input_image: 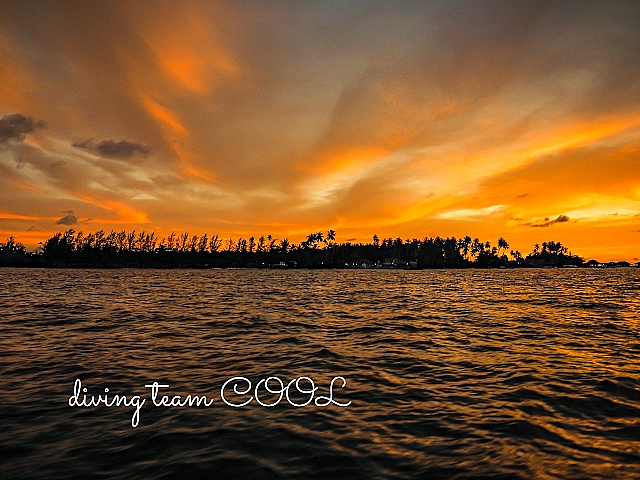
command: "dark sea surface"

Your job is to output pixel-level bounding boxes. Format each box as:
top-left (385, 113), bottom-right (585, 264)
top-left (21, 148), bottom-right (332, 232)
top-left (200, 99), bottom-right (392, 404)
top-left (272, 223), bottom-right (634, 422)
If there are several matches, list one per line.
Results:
top-left (1, 268), bottom-right (639, 479)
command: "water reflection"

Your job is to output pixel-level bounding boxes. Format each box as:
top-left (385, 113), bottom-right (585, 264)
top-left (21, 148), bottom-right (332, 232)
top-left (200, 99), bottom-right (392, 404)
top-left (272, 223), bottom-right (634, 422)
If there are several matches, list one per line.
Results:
top-left (1, 269), bottom-right (639, 479)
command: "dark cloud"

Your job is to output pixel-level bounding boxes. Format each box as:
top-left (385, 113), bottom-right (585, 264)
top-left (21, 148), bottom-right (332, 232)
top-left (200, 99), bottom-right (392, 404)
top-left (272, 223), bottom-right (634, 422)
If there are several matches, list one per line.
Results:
top-left (0, 114), bottom-right (45, 143)
top-left (56, 212), bottom-right (78, 225)
top-left (530, 215), bottom-right (570, 227)
top-left (71, 139), bottom-right (91, 149)
top-left (96, 140), bottom-right (150, 158)
top-left (50, 160), bottom-right (66, 168)
top-left (73, 139), bottom-right (150, 159)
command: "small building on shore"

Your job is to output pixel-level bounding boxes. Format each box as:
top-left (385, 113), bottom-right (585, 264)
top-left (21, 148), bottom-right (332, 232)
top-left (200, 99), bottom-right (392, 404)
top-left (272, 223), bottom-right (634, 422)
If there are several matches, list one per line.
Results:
top-left (382, 258), bottom-right (408, 268)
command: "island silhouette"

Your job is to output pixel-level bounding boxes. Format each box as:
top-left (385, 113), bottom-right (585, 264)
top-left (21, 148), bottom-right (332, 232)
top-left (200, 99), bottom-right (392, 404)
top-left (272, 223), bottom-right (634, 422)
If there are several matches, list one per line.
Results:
top-left (0, 229), bottom-right (611, 269)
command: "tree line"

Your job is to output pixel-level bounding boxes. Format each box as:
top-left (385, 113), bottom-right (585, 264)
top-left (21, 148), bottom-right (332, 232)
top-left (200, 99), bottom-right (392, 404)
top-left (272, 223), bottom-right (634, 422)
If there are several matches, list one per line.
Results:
top-left (0, 229), bottom-right (584, 268)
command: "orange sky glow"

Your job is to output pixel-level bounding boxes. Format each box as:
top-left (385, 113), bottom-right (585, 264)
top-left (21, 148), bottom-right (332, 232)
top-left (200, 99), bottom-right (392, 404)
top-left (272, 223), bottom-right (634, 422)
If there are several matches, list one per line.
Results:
top-left (1, 1), bottom-right (639, 261)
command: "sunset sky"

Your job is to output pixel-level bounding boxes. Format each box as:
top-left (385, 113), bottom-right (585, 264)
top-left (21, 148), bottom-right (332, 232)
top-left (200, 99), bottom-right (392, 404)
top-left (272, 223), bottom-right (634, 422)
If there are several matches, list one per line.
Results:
top-left (1, 1), bottom-right (639, 261)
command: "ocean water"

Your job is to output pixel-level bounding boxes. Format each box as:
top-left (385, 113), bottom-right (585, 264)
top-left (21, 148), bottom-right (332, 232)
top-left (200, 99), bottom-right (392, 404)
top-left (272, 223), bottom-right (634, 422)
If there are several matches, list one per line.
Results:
top-left (1, 268), bottom-right (639, 479)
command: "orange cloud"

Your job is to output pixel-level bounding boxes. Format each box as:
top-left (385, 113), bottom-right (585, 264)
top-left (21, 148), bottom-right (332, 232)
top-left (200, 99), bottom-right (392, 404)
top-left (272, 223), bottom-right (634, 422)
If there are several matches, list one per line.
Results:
top-left (141, 96), bottom-right (187, 135)
top-left (513, 116), bottom-right (640, 165)
top-left (0, 213), bottom-right (40, 220)
top-left (134, 7), bottom-right (240, 94)
top-left (300, 147), bottom-right (389, 176)
top-left (76, 195), bottom-right (150, 225)
top-left (157, 49), bottom-right (239, 93)
top-left (170, 142), bottom-right (218, 183)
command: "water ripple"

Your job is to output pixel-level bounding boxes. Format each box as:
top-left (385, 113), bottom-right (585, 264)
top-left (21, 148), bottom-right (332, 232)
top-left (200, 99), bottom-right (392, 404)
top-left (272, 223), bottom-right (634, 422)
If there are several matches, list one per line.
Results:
top-left (1, 268), bottom-right (639, 479)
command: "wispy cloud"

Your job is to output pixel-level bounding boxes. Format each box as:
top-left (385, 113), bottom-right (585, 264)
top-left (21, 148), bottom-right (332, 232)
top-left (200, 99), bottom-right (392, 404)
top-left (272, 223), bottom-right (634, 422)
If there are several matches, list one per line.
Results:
top-left (529, 215), bottom-right (570, 228)
top-left (439, 205), bottom-right (505, 220)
